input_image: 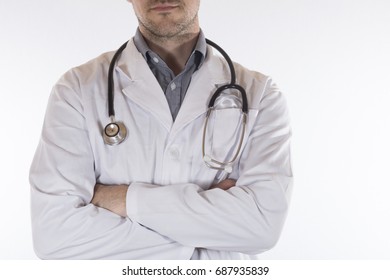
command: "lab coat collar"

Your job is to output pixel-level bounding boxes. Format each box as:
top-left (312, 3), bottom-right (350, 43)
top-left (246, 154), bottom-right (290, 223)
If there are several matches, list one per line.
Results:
top-left (117, 40), bottom-right (228, 135)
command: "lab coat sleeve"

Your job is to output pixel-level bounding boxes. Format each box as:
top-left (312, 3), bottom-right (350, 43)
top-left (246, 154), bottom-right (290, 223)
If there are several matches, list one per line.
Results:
top-left (29, 76), bottom-right (192, 259)
top-left (126, 80), bottom-right (293, 255)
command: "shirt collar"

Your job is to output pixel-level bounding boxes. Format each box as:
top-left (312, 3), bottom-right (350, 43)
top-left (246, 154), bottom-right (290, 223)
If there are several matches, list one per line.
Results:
top-left (133, 28), bottom-right (207, 69)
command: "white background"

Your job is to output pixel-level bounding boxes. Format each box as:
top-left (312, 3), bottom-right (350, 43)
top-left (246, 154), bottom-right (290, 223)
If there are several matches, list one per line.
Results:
top-left (1, 0), bottom-right (389, 259)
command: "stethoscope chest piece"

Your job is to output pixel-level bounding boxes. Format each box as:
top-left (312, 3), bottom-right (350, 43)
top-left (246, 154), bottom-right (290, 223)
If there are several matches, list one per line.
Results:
top-left (103, 121), bottom-right (127, 145)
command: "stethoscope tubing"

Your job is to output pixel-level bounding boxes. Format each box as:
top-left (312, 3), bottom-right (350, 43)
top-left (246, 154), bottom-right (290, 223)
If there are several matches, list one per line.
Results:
top-left (104, 37), bottom-right (250, 170)
top-left (107, 41), bottom-right (128, 118)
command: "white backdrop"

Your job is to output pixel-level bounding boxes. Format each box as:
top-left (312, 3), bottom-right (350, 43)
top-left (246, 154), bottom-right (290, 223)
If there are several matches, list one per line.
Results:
top-left (1, 0), bottom-right (389, 259)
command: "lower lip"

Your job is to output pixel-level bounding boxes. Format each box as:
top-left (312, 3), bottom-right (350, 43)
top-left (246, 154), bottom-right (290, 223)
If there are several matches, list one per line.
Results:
top-left (152, 6), bottom-right (178, 12)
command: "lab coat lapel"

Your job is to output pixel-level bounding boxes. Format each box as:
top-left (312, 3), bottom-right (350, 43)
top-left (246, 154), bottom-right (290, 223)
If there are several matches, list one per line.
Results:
top-left (118, 41), bottom-right (173, 131)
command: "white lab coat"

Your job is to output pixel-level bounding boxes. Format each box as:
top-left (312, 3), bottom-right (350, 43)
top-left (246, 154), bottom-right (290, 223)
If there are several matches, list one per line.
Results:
top-left (30, 39), bottom-right (293, 260)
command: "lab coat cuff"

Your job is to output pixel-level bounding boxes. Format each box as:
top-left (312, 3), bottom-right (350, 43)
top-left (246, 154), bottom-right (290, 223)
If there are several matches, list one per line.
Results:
top-left (126, 182), bottom-right (155, 220)
top-left (126, 182), bottom-right (138, 219)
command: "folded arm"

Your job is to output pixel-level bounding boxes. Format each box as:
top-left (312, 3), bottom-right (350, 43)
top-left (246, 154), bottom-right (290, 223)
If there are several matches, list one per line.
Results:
top-left (91, 179), bottom-right (237, 217)
top-left (92, 81), bottom-right (293, 255)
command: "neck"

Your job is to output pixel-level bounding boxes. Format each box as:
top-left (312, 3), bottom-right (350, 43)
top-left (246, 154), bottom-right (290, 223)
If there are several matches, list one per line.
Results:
top-left (140, 27), bottom-right (200, 75)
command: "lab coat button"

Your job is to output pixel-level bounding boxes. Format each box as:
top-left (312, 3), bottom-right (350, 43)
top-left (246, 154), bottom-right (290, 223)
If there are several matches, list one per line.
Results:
top-left (169, 146), bottom-right (180, 160)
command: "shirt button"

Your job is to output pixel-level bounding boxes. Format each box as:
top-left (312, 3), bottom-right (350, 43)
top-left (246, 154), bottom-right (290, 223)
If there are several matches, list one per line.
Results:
top-left (153, 57), bottom-right (159, 63)
top-left (170, 82), bottom-right (177, 91)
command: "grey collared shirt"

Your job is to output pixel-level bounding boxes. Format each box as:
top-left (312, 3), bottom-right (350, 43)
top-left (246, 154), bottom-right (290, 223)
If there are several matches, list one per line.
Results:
top-left (133, 29), bottom-right (207, 120)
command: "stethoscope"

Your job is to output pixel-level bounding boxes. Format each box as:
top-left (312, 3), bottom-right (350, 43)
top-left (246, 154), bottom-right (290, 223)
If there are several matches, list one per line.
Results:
top-left (103, 39), bottom-right (248, 173)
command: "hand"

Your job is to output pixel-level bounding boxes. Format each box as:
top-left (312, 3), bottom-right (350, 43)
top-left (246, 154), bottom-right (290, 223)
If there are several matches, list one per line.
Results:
top-left (210, 179), bottom-right (236, 190)
top-left (91, 184), bottom-right (128, 217)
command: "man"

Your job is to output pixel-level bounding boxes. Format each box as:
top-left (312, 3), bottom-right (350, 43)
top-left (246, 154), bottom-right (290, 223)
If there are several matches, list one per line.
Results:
top-left (30, 0), bottom-right (293, 259)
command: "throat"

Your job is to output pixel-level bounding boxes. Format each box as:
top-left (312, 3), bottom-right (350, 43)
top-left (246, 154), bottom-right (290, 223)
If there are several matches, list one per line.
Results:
top-left (143, 32), bottom-right (200, 76)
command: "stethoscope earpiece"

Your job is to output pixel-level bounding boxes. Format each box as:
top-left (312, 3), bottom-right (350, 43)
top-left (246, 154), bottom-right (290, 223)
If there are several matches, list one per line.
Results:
top-left (103, 120), bottom-right (127, 146)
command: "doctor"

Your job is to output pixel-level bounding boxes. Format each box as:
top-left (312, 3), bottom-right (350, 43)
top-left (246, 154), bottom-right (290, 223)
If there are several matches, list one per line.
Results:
top-left (30, 0), bottom-right (293, 259)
